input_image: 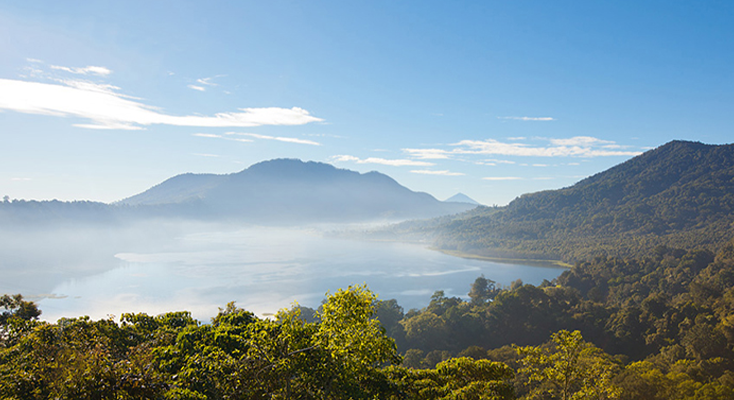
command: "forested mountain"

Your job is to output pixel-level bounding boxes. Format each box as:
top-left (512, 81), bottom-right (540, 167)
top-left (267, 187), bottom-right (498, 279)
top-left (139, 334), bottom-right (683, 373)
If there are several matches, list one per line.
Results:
top-left (382, 141), bottom-right (734, 262)
top-left (0, 159), bottom-right (475, 225)
top-left (119, 158), bottom-right (476, 223)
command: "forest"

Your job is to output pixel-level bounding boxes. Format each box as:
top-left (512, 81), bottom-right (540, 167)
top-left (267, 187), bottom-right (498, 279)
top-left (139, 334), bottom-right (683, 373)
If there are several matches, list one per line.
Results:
top-left (3, 238), bottom-right (734, 399)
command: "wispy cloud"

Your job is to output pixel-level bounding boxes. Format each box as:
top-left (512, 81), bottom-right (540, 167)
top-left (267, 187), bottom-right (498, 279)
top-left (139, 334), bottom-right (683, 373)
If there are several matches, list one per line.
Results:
top-left (225, 132), bottom-right (321, 146)
top-left (0, 78), bottom-right (324, 130)
top-left (485, 158), bottom-right (516, 165)
top-left (549, 136), bottom-right (612, 146)
top-left (196, 75), bottom-right (225, 86)
top-left (410, 170), bottom-right (464, 176)
top-left (400, 137), bottom-right (639, 165)
top-left (192, 133), bottom-right (222, 138)
top-left (50, 65), bottom-right (112, 76)
top-left (482, 177), bottom-right (523, 181)
top-left (452, 137), bottom-right (641, 157)
top-left (402, 148), bottom-right (450, 159)
top-left (193, 153), bottom-right (220, 157)
top-left (10, 177), bottom-right (32, 181)
top-left (188, 75), bottom-right (226, 91)
top-left (498, 116), bottom-right (555, 121)
top-left (331, 155), bottom-right (435, 167)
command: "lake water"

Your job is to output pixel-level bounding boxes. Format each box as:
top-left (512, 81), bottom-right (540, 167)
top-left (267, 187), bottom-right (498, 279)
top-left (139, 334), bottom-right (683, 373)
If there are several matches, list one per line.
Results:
top-left (36, 226), bottom-right (567, 322)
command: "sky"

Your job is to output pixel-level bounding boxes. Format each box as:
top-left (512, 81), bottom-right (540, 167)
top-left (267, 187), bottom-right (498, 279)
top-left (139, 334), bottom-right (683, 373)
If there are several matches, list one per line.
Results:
top-left (1, 1), bottom-right (733, 206)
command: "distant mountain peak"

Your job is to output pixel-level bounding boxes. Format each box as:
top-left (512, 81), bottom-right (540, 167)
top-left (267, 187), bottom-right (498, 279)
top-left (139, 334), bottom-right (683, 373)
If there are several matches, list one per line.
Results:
top-left (117, 159), bottom-right (476, 222)
top-left (445, 193), bottom-right (481, 205)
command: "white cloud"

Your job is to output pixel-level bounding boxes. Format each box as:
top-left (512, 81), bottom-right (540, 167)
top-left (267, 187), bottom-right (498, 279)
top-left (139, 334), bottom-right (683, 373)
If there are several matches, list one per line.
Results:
top-left (452, 138), bottom-right (641, 157)
top-left (507, 136), bottom-right (527, 141)
top-left (485, 158), bottom-right (516, 164)
top-left (332, 155), bottom-right (360, 163)
top-left (26, 58), bottom-right (43, 63)
top-left (225, 132), bottom-right (321, 146)
top-left (192, 133), bottom-right (222, 138)
top-left (532, 164), bottom-right (549, 167)
top-left (482, 177), bottom-right (523, 181)
top-left (188, 85), bottom-right (206, 92)
top-left (0, 78), bottom-right (324, 130)
top-left (10, 177), bottom-right (32, 181)
top-left (50, 65), bottom-right (112, 76)
top-left (196, 75), bottom-right (225, 86)
top-left (331, 155), bottom-right (434, 167)
top-left (499, 116), bottom-right (555, 121)
top-left (402, 148), bottom-right (450, 159)
top-left (549, 136), bottom-right (613, 146)
top-left (410, 170), bottom-right (464, 176)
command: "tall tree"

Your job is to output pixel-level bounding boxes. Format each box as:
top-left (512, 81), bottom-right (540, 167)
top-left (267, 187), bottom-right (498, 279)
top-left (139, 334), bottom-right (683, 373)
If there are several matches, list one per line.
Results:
top-left (517, 330), bottom-right (621, 400)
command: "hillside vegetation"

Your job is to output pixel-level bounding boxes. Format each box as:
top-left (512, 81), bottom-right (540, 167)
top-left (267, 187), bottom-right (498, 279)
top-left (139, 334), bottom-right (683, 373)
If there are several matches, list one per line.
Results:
top-left (382, 141), bottom-right (734, 262)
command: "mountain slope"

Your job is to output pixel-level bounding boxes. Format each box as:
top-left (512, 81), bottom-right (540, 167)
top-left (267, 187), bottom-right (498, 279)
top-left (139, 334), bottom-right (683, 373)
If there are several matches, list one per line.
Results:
top-left (119, 159), bottom-right (476, 223)
top-left (388, 141), bottom-right (734, 262)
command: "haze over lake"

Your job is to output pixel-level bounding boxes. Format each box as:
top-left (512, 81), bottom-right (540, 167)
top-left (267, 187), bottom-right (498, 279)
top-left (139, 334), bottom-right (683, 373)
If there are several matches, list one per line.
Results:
top-left (16, 224), bottom-right (567, 322)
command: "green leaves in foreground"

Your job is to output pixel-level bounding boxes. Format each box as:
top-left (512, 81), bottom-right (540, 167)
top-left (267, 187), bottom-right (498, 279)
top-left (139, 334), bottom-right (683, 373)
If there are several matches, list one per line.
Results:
top-left (517, 330), bottom-right (621, 400)
top-left (0, 285), bottom-right (516, 399)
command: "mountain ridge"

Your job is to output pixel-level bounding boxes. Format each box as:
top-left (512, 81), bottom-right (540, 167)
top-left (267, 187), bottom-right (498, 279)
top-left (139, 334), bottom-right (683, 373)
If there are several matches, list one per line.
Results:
top-left (117, 158), bottom-right (476, 223)
top-left (381, 140), bottom-right (734, 262)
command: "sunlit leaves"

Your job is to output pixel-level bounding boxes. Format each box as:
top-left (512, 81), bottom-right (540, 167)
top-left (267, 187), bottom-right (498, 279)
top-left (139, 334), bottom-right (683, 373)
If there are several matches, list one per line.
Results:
top-left (517, 330), bottom-right (621, 400)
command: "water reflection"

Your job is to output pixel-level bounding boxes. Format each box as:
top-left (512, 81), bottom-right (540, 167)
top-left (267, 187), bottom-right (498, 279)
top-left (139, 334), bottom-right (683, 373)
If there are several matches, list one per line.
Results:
top-left (36, 226), bottom-right (567, 322)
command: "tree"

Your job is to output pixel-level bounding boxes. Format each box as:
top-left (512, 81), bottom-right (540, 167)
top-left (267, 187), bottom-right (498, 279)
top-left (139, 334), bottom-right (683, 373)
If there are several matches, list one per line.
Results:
top-left (517, 330), bottom-right (621, 400)
top-left (0, 294), bottom-right (41, 347)
top-left (468, 275), bottom-right (499, 305)
top-left (382, 357), bottom-right (515, 399)
top-left (0, 294), bottom-right (41, 323)
top-left (316, 284), bottom-right (400, 373)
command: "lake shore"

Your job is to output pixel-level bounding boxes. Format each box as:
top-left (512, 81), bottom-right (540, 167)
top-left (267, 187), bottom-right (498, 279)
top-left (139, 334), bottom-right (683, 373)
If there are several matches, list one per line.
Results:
top-left (433, 248), bottom-right (573, 269)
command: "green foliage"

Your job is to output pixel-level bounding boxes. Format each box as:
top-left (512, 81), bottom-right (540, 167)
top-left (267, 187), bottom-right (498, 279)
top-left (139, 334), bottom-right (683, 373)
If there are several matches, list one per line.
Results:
top-left (517, 330), bottom-right (621, 400)
top-left (0, 286), bottom-right (422, 399)
top-left (383, 240), bottom-right (734, 399)
top-left (383, 357), bottom-right (515, 399)
top-left (469, 275), bottom-right (500, 305)
top-left (0, 294), bottom-right (42, 348)
top-left (316, 284), bottom-right (401, 370)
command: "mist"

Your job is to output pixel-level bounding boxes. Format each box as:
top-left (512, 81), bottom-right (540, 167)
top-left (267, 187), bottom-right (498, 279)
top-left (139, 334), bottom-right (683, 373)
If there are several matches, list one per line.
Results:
top-left (0, 218), bottom-right (567, 323)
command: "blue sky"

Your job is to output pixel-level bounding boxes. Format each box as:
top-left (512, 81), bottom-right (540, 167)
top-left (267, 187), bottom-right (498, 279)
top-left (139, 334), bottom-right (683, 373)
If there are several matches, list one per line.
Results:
top-left (1, 1), bottom-right (732, 206)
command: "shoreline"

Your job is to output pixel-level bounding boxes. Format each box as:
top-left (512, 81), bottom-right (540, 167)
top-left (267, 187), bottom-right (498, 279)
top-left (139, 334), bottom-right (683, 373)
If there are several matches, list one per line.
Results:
top-left (433, 248), bottom-right (573, 269)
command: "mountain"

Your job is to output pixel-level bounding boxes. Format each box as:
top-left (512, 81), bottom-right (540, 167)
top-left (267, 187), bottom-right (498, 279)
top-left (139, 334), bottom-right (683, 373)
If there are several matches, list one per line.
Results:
top-left (444, 193), bottom-right (481, 205)
top-left (119, 159), bottom-right (476, 223)
top-left (382, 141), bottom-right (734, 262)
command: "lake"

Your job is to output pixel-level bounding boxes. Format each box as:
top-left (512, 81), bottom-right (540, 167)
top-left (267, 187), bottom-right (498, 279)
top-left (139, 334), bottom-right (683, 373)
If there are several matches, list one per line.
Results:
top-left (33, 225), bottom-right (568, 322)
